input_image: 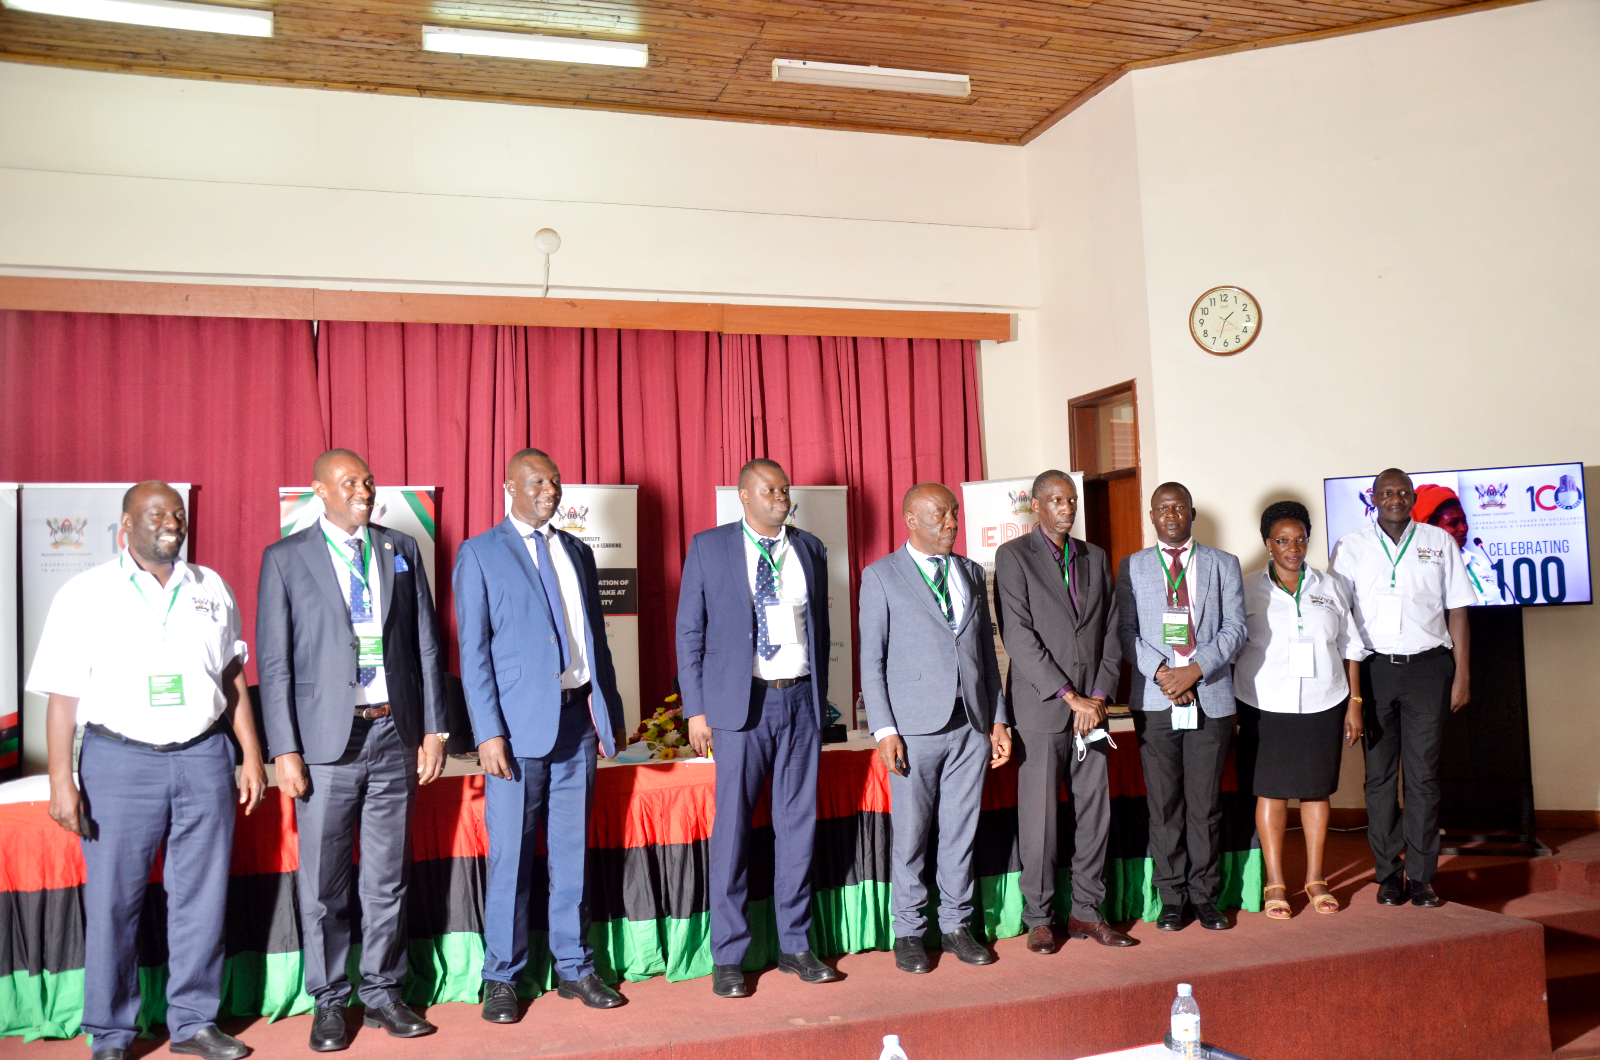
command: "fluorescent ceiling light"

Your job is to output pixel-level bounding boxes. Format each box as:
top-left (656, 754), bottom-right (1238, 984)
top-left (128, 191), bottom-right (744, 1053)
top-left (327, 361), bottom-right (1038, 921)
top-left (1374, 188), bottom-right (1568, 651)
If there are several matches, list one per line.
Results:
top-left (772, 59), bottom-right (969, 98)
top-left (0, 0), bottom-right (270, 35)
top-left (422, 25), bottom-right (647, 67)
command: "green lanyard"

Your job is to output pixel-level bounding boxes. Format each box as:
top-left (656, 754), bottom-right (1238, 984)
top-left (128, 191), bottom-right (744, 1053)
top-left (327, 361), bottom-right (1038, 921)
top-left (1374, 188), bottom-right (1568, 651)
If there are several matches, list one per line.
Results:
top-left (1375, 523), bottom-right (1417, 590)
top-left (1162, 547), bottom-right (1189, 605)
top-left (913, 552), bottom-right (953, 615)
top-left (322, 526), bottom-right (375, 603)
top-left (1270, 564), bottom-right (1307, 635)
top-left (742, 523), bottom-right (786, 591)
top-left (123, 553), bottom-right (181, 632)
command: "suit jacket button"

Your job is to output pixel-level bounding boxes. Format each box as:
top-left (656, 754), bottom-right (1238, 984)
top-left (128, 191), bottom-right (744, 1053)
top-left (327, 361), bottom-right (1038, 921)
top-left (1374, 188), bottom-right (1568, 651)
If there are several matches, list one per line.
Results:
top-left (550, 636), bottom-right (557, 643)
top-left (350, 641), bottom-right (358, 649)
top-left (348, 680), bottom-right (358, 687)
top-left (554, 672), bottom-right (560, 679)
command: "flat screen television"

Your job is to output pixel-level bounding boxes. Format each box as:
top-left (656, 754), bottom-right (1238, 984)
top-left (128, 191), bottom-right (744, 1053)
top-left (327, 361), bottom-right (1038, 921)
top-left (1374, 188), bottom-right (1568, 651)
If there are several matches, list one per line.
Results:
top-left (1323, 463), bottom-right (1589, 606)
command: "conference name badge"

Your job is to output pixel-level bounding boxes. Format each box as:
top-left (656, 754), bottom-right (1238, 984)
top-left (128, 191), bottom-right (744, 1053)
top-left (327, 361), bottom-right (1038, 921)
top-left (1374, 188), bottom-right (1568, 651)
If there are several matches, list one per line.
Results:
top-left (1288, 638), bottom-right (1316, 678)
top-left (1372, 592), bottom-right (1403, 638)
top-left (1161, 610), bottom-right (1191, 646)
top-left (358, 635), bottom-right (384, 668)
top-left (764, 601), bottom-right (804, 646)
top-left (148, 674), bottom-right (185, 708)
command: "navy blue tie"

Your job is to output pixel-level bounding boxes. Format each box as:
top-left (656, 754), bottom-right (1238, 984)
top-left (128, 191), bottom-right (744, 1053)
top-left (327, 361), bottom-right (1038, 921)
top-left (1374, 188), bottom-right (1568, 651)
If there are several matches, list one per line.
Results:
top-left (754, 536), bottom-right (781, 661)
top-left (530, 531), bottom-right (571, 675)
top-left (347, 538), bottom-right (376, 687)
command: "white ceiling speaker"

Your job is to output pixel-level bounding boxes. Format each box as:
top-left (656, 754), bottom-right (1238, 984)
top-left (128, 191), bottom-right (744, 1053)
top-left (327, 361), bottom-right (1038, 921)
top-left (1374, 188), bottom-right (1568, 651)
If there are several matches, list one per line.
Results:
top-left (535, 228), bottom-right (561, 298)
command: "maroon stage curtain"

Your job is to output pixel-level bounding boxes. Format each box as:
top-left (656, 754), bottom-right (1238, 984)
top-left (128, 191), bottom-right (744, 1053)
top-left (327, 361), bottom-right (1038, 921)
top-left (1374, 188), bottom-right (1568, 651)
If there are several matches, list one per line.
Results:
top-left (0, 311), bottom-right (328, 683)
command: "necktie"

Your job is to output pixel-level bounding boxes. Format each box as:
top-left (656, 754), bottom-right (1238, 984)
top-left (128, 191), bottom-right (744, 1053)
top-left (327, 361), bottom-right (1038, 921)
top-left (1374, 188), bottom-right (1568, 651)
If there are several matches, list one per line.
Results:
top-left (530, 531), bottom-right (571, 675)
top-left (754, 536), bottom-right (781, 661)
top-left (347, 538), bottom-right (376, 687)
top-left (1162, 545), bottom-right (1195, 650)
top-left (930, 556), bottom-right (955, 628)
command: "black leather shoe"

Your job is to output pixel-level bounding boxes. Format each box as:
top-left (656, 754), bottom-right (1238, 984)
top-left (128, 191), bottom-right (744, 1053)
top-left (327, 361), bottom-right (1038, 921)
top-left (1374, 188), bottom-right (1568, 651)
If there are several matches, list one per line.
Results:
top-left (170, 1025), bottom-right (251, 1060)
top-left (309, 1006), bottom-right (348, 1052)
top-left (1156, 902), bottom-right (1189, 930)
top-left (1409, 881), bottom-right (1443, 907)
top-left (362, 1002), bottom-right (435, 1038)
top-left (558, 974), bottom-right (625, 1008)
top-left (1194, 903), bottom-right (1231, 930)
top-left (893, 935), bottom-right (930, 974)
top-left (1376, 876), bottom-right (1408, 906)
top-left (778, 950), bottom-right (843, 983)
top-left (481, 980), bottom-right (520, 1023)
top-left (711, 964), bottom-right (748, 998)
top-left (91, 1049), bottom-right (128, 1060)
top-left (940, 927), bottom-right (995, 965)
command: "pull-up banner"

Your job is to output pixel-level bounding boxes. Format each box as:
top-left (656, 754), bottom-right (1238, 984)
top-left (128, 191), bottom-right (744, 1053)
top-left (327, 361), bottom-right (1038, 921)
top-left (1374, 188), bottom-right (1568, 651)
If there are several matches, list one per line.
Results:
top-left (961, 474), bottom-right (1085, 683)
top-left (506, 486), bottom-right (642, 734)
top-left (280, 487), bottom-right (439, 603)
top-left (715, 486), bottom-right (852, 725)
top-left (21, 483), bottom-right (191, 774)
top-left (0, 485), bottom-right (17, 780)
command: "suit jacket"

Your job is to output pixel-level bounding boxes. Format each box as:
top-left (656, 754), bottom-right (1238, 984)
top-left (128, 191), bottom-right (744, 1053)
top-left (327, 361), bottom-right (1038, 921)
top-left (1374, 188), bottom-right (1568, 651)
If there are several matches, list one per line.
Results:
top-left (675, 521), bottom-right (830, 731)
top-left (257, 522), bottom-right (446, 764)
top-left (1115, 542), bottom-right (1247, 718)
top-left (994, 531), bottom-right (1122, 733)
top-left (859, 547), bottom-right (1007, 736)
top-left (453, 518), bottom-right (625, 759)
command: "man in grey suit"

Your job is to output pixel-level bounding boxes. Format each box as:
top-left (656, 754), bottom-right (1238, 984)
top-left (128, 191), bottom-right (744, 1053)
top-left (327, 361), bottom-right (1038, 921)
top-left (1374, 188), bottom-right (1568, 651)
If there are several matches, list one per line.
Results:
top-left (995, 471), bottom-right (1135, 954)
top-left (258, 449), bottom-right (448, 1051)
top-left (861, 482), bottom-right (1010, 975)
top-left (1115, 481), bottom-right (1246, 932)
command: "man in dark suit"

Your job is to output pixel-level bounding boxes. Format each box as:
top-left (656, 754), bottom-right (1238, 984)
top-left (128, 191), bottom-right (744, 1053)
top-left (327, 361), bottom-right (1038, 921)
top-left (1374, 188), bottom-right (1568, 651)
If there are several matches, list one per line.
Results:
top-left (258, 449), bottom-right (447, 1051)
top-left (1115, 481), bottom-right (1246, 932)
top-left (454, 448), bottom-right (626, 1021)
top-left (860, 482), bottom-right (1010, 974)
top-left (995, 471), bottom-right (1135, 953)
top-left (677, 458), bottom-right (840, 999)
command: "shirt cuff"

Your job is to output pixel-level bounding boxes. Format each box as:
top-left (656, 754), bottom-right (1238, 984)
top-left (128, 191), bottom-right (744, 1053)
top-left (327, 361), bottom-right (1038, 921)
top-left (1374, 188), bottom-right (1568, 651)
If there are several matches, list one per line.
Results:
top-left (872, 726), bottom-right (899, 741)
top-left (1054, 679), bottom-right (1074, 700)
top-left (1090, 689), bottom-right (1108, 701)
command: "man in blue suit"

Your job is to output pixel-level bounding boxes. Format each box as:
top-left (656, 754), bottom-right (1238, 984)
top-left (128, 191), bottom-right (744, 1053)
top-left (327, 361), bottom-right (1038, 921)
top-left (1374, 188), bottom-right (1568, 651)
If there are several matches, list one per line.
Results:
top-left (454, 448), bottom-right (627, 1021)
top-left (1115, 481), bottom-right (1247, 932)
top-left (677, 458), bottom-right (841, 998)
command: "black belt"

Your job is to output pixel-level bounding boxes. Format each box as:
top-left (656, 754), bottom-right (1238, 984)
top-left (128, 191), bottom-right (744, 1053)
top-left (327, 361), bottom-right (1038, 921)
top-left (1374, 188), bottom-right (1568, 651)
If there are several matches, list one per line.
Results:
top-left (562, 682), bottom-right (593, 705)
top-left (354, 703), bottom-right (390, 720)
top-left (1373, 645), bottom-right (1450, 666)
top-left (753, 675), bottom-right (811, 691)
top-left (85, 720), bottom-right (221, 753)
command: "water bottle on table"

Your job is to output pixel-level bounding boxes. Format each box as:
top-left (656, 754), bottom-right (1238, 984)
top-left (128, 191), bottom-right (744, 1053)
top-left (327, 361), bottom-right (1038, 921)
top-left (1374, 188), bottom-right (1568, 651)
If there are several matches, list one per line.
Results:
top-left (1170, 983), bottom-right (1200, 1058)
top-left (879, 1034), bottom-right (909, 1060)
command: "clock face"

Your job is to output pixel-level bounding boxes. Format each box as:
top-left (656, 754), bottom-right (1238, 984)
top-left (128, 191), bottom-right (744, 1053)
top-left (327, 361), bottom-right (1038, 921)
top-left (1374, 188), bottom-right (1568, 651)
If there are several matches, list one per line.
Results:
top-left (1189, 286), bottom-right (1260, 355)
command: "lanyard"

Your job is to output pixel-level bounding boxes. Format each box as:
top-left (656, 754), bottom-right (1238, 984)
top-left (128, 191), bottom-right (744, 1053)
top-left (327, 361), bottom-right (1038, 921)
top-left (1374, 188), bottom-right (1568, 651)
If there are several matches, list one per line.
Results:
top-left (322, 526), bottom-right (375, 600)
top-left (1270, 564), bottom-right (1307, 634)
top-left (124, 554), bottom-right (182, 632)
top-left (1058, 534), bottom-right (1073, 589)
top-left (742, 523), bottom-right (786, 588)
top-left (1375, 523), bottom-right (1417, 590)
top-left (1162, 546), bottom-right (1189, 605)
top-left (913, 553), bottom-right (953, 614)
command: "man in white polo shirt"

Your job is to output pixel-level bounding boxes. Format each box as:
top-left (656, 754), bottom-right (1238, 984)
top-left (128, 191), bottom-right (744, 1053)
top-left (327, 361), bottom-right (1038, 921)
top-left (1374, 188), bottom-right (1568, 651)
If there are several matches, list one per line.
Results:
top-left (1332, 468), bottom-right (1475, 909)
top-left (27, 481), bottom-right (268, 1060)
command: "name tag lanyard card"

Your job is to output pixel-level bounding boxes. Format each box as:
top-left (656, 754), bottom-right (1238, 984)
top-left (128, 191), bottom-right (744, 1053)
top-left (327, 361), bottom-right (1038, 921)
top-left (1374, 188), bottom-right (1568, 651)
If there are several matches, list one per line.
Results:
top-left (1161, 556), bottom-right (1198, 729)
top-left (324, 527), bottom-right (384, 668)
top-left (744, 525), bottom-right (802, 645)
top-left (1272, 566), bottom-right (1316, 678)
top-left (126, 554), bottom-right (187, 707)
top-left (1373, 524), bottom-right (1415, 639)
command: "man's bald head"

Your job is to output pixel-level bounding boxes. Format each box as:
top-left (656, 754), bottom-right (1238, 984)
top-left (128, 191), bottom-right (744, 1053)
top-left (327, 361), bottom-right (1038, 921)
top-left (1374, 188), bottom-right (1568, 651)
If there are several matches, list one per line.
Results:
top-left (1373, 467), bottom-right (1413, 492)
top-left (120, 480), bottom-right (187, 569)
top-left (903, 482), bottom-right (959, 556)
top-left (313, 448), bottom-right (368, 485)
top-left (506, 448), bottom-right (562, 529)
top-left (122, 480), bottom-right (183, 515)
top-left (507, 447), bottom-right (555, 479)
top-left (902, 481), bottom-right (956, 516)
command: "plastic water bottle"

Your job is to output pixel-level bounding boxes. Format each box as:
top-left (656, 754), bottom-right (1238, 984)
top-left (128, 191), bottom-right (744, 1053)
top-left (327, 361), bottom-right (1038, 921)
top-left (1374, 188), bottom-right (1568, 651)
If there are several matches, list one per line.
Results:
top-left (879, 1034), bottom-right (909, 1060)
top-left (1170, 983), bottom-right (1200, 1058)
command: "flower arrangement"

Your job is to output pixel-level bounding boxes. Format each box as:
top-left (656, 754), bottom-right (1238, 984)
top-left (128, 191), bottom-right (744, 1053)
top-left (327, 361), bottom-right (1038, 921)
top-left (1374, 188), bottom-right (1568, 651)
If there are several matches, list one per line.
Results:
top-left (629, 693), bottom-right (694, 760)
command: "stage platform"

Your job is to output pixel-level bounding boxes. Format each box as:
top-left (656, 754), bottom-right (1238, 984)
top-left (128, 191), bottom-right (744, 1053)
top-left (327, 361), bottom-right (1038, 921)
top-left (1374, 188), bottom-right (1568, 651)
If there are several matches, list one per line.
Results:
top-left (0, 875), bottom-right (1549, 1060)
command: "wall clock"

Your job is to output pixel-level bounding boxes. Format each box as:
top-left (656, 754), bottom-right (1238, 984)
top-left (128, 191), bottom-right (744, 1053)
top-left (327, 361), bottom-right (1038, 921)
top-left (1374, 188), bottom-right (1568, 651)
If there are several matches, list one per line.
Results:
top-left (1189, 286), bottom-right (1260, 355)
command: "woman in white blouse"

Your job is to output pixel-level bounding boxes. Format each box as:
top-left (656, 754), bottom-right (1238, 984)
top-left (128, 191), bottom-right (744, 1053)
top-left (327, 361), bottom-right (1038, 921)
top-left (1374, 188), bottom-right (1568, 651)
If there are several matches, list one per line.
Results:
top-left (1235, 501), bottom-right (1366, 919)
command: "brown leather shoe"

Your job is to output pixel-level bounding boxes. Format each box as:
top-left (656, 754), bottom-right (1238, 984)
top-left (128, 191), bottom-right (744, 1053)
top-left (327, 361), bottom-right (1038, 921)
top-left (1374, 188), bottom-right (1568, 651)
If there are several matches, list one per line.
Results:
top-left (1025, 925), bottom-right (1057, 954)
top-left (1067, 916), bottom-right (1137, 947)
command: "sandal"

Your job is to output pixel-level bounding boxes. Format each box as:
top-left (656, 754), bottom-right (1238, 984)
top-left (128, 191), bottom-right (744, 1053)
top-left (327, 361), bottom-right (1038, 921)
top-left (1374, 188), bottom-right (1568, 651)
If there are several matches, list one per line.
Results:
top-left (1263, 883), bottom-right (1292, 920)
top-left (1306, 880), bottom-right (1339, 914)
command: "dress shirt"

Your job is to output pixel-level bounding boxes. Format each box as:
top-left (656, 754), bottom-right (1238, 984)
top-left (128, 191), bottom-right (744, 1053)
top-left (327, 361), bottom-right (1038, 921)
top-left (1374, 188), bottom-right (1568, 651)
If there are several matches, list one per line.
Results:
top-left (25, 550), bottom-right (247, 745)
top-left (874, 542), bottom-right (970, 742)
top-left (510, 514), bottom-right (592, 690)
top-left (1158, 538), bottom-right (1196, 663)
top-left (1035, 526), bottom-right (1108, 701)
top-left (1331, 521), bottom-right (1477, 655)
top-left (739, 520), bottom-right (811, 680)
top-left (1234, 565), bottom-right (1367, 714)
top-left (320, 515), bottom-right (388, 705)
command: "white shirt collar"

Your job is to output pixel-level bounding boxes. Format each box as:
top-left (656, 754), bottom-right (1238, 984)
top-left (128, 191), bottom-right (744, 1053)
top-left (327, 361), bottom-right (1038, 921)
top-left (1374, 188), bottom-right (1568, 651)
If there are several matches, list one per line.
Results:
top-left (1158, 537), bottom-right (1194, 556)
top-left (118, 547), bottom-right (192, 589)
top-left (319, 514), bottom-right (369, 548)
top-left (742, 519), bottom-right (788, 546)
top-left (509, 514), bottom-right (556, 540)
top-left (905, 541), bottom-right (953, 567)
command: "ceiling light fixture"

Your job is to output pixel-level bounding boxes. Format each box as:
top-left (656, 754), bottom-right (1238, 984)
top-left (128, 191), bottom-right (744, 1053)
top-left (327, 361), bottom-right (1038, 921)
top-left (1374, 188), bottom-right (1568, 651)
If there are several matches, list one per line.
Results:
top-left (0, 0), bottom-right (271, 35)
top-left (422, 25), bottom-right (647, 67)
top-left (771, 58), bottom-right (969, 98)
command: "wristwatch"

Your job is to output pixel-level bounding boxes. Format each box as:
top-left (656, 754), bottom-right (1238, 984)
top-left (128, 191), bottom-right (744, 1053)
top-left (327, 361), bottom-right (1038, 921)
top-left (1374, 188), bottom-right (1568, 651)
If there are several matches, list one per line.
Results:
top-left (433, 731), bottom-right (450, 742)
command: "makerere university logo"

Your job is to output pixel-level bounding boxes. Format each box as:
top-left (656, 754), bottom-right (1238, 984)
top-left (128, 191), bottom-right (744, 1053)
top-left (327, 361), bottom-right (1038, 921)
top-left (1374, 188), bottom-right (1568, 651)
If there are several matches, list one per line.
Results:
top-left (1474, 483), bottom-right (1510, 511)
top-left (554, 504), bottom-right (589, 534)
top-left (46, 517), bottom-right (88, 549)
top-left (1007, 489), bottom-right (1032, 516)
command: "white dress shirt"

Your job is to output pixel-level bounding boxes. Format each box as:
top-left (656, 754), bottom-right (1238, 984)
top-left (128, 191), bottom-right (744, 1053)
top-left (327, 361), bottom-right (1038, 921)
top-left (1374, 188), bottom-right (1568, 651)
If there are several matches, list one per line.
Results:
top-left (1331, 521), bottom-right (1478, 655)
top-left (1155, 537), bottom-right (1196, 663)
top-left (740, 520), bottom-right (811, 680)
top-left (319, 515), bottom-right (388, 706)
top-left (25, 550), bottom-right (248, 745)
top-left (1235, 565), bottom-right (1367, 714)
top-left (510, 515), bottom-right (592, 689)
top-left (874, 542), bottom-right (969, 741)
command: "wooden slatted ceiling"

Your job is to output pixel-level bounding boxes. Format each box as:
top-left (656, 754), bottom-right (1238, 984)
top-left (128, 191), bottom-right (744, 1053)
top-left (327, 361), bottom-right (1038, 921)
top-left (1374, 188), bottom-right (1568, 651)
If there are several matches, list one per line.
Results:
top-left (0, 0), bottom-right (1511, 143)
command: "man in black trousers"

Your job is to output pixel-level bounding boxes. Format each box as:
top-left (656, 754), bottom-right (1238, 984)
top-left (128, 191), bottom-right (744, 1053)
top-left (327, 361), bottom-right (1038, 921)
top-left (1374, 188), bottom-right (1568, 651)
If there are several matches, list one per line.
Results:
top-left (258, 449), bottom-right (448, 1051)
top-left (995, 471), bottom-right (1135, 952)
